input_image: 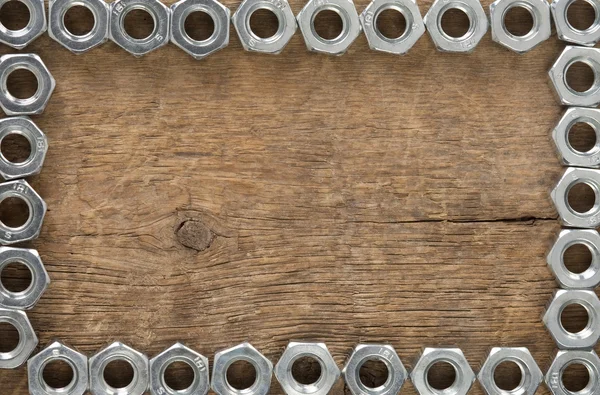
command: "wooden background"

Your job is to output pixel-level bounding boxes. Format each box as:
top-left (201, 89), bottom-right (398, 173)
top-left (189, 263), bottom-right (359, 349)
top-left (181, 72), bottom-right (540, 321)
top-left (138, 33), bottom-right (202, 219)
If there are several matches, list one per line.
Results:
top-left (0, 0), bottom-right (596, 392)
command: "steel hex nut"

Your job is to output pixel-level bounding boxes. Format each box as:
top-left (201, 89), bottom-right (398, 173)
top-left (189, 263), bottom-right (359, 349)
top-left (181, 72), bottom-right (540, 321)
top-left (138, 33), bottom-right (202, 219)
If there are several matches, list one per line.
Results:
top-left (28, 341), bottom-right (88, 395)
top-left (342, 344), bottom-right (407, 395)
top-left (0, 308), bottom-right (38, 369)
top-left (477, 348), bottom-right (542, 395)
top-left (552, 0), bottom-right (600, 47)
top-left (0, 117), bottom-right (48, 180)
top-left (549, 46), bottom-right (600, 108)
top-left (410, 348), bottom-right (475, 395)
top-left (0, 247), bottom-right (49, 310)
top-left (551, 167), bottom-right (600, 228)
top-left (49, 0), bottom-right (110, 54)
top-left (212, 342), bottom-right (273, 395)
top-left (0, 180), bottom-right (47, 245)
top-left (545, 349), bottom-right (600, 395)
top-left (490, 0), bottom-right (551, 53)
top-left (552, 107), bottom-right (600, 168)
top-left (547, 229), bottom-right (600, 289)
top-left (0, 0), bottom-right (46, 49)
top-left (89, 342), bottom-right (149, 395)
top-left (150, 342), bottom-right (210, 395)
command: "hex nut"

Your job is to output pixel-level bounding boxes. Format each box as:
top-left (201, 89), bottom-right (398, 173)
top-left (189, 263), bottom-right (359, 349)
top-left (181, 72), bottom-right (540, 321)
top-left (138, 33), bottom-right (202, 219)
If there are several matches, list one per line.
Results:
top-left (89, 342), bottom-right (149, 395)
top-left (477, 347), bottom-right (542, 395)
top-left (0, 307), bottom-right (38, 369)
top-left (551, 167), bottom-right (600, 228)
top-left (423, 0), bottom-right (488, 53)
top-left (233, 0), bottom-right (296, 54)
top-left (549, 46), bottom-right (600, 108)
top-left (171, 0), bottom-right (230, 59)
top-left (212, 342), bottom-right (273, 395)
top-left (552, 107), bottom-right (600, 168)
top-left (489, 0), bottom-right (551, 53)
top-left (547, 229), bottom-right (600, 289)
top-left (360, 0), bottom-right (425, 55)
top-left (0, 0), bottom-right (46, 49)
top-left (49, 0), bottom-right (110, 54)
top-left (545, 349), bottom-right (600, 395)
top-left (410, 348), bottom-right (475, 395)
top-left (28, 341), bottom-right (88, 395)
top-left (0, 247), bottom-right (49, 310)
top-left (149, 342), bottom-right (210, 395)
top-left (0, 179), bottom-right (47, 246)
top-left (0, 117), bottom-right (48, 180)
top-left (0, 54), bottom-right (56, 116)
top-left (342, 344), bottom-right (407, 395)
top-left (297, 0), bottom-right (361, 55)
top-left (543, 289), bottom-right (600, 349)
top-left (552, 0), bottom-right (600, 47)
top-left (275, 341), bottom-right (340, 395)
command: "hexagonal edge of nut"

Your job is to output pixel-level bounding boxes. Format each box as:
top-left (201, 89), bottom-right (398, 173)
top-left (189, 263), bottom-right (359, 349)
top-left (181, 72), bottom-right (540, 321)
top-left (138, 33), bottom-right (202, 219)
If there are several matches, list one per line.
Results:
top-left (477, 347), bottom-right (542, 395)
top-left (0, 308), bottom-right (38, 368)
top-left (212, 342), bottom-right (273, 395)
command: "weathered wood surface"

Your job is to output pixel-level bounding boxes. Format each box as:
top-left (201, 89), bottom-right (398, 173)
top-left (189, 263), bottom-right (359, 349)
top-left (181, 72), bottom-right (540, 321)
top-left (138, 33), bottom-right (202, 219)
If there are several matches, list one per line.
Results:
top-left (0, 0), bottom-right (595, 392)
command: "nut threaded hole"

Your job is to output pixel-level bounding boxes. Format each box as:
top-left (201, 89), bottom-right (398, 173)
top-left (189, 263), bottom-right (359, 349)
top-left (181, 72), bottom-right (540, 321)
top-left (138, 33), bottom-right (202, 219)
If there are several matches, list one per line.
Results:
top-left (560, 303), bottom-right (590, 334)
top-left (440, 8), bottom-right (470, 38)
top-left (63, 5), bottom-right (95, 37)
top-left (43, 359), bottom-right (75, 390)
top-left (0, 261), bottom-right (32, 293)
top-left (313, 9), bottom-right (344, 40)
top-left (226, 360), bottom-right (257, 390)
top-left (569, 122), bottom-right (597, 153)
top-left (376, 8), bottom-right (407, 40)
top-left (0, 196), bottom-right (30, 229)
top-left (164, 360), bottom-right (195, 391)
top-left (291, 356), bottom-right (322, 385)
top-left (563, 243), bottom-right (593, 274)
top-left (567, 0), bottom-right (597, 31)
top-left (1, 133), bottom-right (31, 164)
top-left (562, 362), bottom-right (591, 392)
top-left (426, 361), bottom-right (457, 390)
top-left (249, 9), bottom-right (279, 39)
top-left (103, 359), bottom-right (135, 389)
top-left (567, 182), bottom-right (597, 214)
top-left (0, 0), bottom-right (30, 31)
top-left (0, 321), bottom-right (19, 353)
top-left (123, 9), bottom-right (155, 40)
top-left (566, 61), bottom-right (596, 93)
top-left (359, 359), bottom-right (389, 389)
top-left (6, 68), bottom-right (38, 100)
top-left (493, 361), bottom-right (523, 391)
top-left (184, 11), bottom-right (215, 41)
top-left (503, 6), bottom-right (534, 37)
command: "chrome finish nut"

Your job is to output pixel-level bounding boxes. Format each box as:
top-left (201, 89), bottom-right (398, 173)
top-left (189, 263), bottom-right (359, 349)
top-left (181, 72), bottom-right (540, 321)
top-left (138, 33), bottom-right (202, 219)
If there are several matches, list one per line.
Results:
top-left (410, 348), bottom-right (475, 395)
top-left (0, 0), bottom-right (46, 49)
top-left (212, 342), bottom-right (273, 395)
top-left (89, 342), bottom-right (149, 395)
top-left (297, 0), bottom-right (361, 55)
top-left (489, 0), bottom-right (550, 53)
top-left (477, 347), bottom-right (542, 395)
top-left (49, 0), bottom-right (110, 54)
top-left (0, 117), bottom-right (47, 180)
top-left (275, 341), bottom-right (340, 395)
top-left (551, 167), bottom-right (600, 228)
top-left (553, 107), bottom-right (600, 168)
top-left (423, 0), bottom-right (488, 53)
top-left (150, 342), bottom-right (209, 395)
top-left (0, 307), bottom-right (37, 369)
top-left (28, 341), bottom-right (88, 395)
top-left (171, 0), bottom-right (230, 59)
top-left (342, 344), bottom-right (407, 395)
top-left (0, 247), bottom-right (49, 310)
top-left (547, 229), bottom-right (600, 289)
top-left (0, 179), bottom-right (47, 245)
top-left (233, 0), bottom-right (296, 54)
top-left (360, 0), bottom-right (425, 55)
top-left (0, 54), bottom-right (56, 116)
top-left (110, 0), bottom-right (171, 56)
top-left (549, 46), bottom-right (600, 107)
top-left (545, 350), bottom-right (600, 395)
top-left (552, 0), bottom-right (600, 46)
top-left (543, 289), bottom-right (600, 349)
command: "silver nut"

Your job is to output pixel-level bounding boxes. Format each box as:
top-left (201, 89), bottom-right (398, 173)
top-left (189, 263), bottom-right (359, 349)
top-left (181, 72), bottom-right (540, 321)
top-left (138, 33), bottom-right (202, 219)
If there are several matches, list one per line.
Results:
top-left (211, 342), bottom-right (273, 395)
top-left (547, 229), bottom-right (600, 289)
top-left (0, 307), bottom-right (37, 369)
top-left (543, 289), bottom-right (600, 349)
top-left (0, 179), bottom-right (47, 245)
top-left (109, 0), bottom-right (171, 56)
top-left (489, 0), bottom-right (551, 53)
top-left (552, 107), bottom-right (600, 168)
top-left (297, 0), bottom-right (361, 55)
top-left (549, 46), bottom-right (600, 108)
top-left (0, 54), bottom-right (56, 116)
top-left (423, 0), bottom-right (488, 53)
top-left (552, 0), bottom-right (600, 46)
top-left (410, 348), bottom-right (475, 395)
top-left (49, 0), bottom-right (110, 54)
top-left (0, 117), bottom-right (48, 180)
top-left (28, 340), bottom-right (88, 395)
top-left (477, 347), bottom-right (542, 395)
top-left (551, 167), bottom-right (600, 228)
top-left (149, 342), bottom-right (210, 395)
top-left (274, 341), bottom-right (340, 395)
top-left (89, 342), bottom-right (149, 395)
top-left (171, 0), bottom-right (230, 59)
top-left (342, 344), bottom-right (407, 395)
top-left (545, 349), bottom-right (600, 395)
top-left (233, 0), bottom-right (296, 54)
top-left (360, 0), bottom-right (425, 54)
top-left (0, 0), bottom-right (46, 49)
top-left (0, 247), bottom-right (49, 310)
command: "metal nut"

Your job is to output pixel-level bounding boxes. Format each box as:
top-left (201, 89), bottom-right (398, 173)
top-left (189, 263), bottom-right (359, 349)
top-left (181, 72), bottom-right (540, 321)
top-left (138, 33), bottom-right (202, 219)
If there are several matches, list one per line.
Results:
top-left (89, 342), bottom-right (149, 395)
top-left (423, 0), bottom-right (488, 53)
top-left (552, 0), bottom-right (600, 46)
top-left (543, 289), bottom-right (600, 349)
top-left (233, 0), bottom-right (296, 54)
top-left (549, 46), bottom-right (600, 108)
top-left (297, 0), bottom-right (361, 55)
top-left (109, 0), bottom-right (171, 56)
top-left (49, 0), bottom-right (110, 54)
top-left (28, 340), bottom-right (88, 395)
top-left (410, 348), bottom-right (475, 395)
top-left (547, 229), bottom-right (600, 289)
top-left (275, 341), bottom-right (340, 395)
top-left (360, 0), bottom-right (425, 55)
top-left (212, 342), bottom-right (273, 395)
top-left (0, 179), bottom-right (47, 245)
top-left (0, 307), bottom-right (37, 369)
top-left (171, 0), bottom-right (230, 59)
top-left (0, 54), bottom-right (56, 116)
top-left (0, 0), bottom-right (46, 49)
top-left (552, 107), bottom-right (600, 168)
top-left (489, 0), bottom-right (551, 53)
top-left (0, 117), bottom-right (48, 180)
top-left (477, 347), bottom-right (542, 395)
top-left (342, 344), bottom-right (407, 395)
top-left (149, 342), bottom-right (210, 395)
top-left (0, 247), bottom-right (49, 310)
top-left (545, 349), bottom-right (600, 395)
top-left (551, 167), bottom-right (600, 228)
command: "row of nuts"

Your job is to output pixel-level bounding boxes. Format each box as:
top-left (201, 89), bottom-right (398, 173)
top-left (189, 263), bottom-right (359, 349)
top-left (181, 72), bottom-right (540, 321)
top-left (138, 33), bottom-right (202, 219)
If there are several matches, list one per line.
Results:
top-left (21, 340), bottom-right (595, 395)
